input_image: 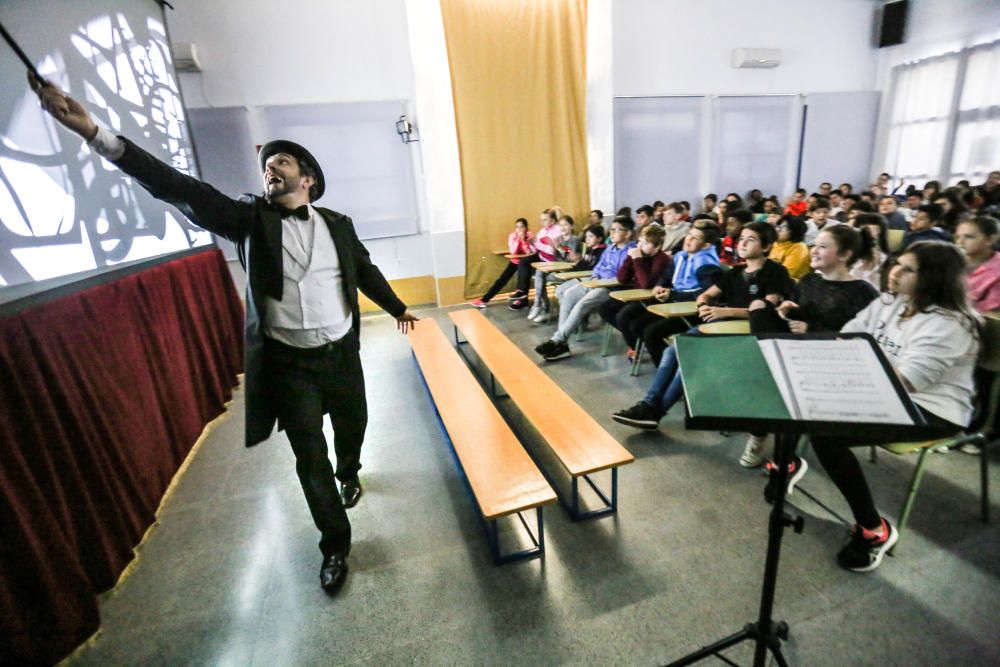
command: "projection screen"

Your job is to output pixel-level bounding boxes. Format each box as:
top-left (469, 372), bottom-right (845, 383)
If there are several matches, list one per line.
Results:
top-left (0, 0), bottom-right (211, 292)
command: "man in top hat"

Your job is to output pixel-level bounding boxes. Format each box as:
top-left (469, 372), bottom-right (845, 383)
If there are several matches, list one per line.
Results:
top-left (31, 74), bottom-right (419, 595)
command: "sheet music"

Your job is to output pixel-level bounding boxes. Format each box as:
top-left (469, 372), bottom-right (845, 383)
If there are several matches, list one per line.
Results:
top-left (757, 338), bottom-right (914, 425)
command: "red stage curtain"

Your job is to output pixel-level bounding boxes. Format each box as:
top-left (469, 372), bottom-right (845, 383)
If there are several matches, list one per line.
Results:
top-left (0, 247), bottom-right (244, 665)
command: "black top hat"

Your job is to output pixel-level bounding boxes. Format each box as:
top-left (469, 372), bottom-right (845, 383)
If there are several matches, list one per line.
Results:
top-left (258, 140), bottom-right (325, 201)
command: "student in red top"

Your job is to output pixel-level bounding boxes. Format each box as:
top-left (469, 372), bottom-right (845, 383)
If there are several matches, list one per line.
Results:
top-left (720, 209), bottom-right (753, 267)
top-left (469, 218), bottom-right (536, 307)
top-left (784, 188), bottom-right (809, 217)
top-left (956, 215), bottom-right (1000, 314)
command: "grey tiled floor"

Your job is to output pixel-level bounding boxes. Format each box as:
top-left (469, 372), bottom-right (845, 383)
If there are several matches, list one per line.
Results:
top-left (72, 305), bottom-right (1000, 666)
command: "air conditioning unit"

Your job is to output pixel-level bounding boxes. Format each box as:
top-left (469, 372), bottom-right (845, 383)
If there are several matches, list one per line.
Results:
top-left (172, 42), bottom-right (202, 73)
top-left (732, 48), bottom-right (782, 69)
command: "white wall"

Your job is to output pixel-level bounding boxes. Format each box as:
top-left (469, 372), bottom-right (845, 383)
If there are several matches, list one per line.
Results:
top-left (166, 0), bottom-right (437, 285)
top-left (614, 0), bottom-right (879, 96)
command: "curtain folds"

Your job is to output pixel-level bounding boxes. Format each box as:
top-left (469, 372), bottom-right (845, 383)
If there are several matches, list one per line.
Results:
top-left (439, 0), bottom-right (590, 297)
top-left (0, 247), bottom-right (244, 665)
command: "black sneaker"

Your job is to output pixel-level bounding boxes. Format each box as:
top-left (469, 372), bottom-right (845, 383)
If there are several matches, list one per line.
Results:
top-left (508, 290), bottom-right (526, 301)
top-left (542, 341), bottom-right (571, 362)
top-left (611, 401), bottom-right (664, 429)
top-left (763, 455), bottom-right (809, 504)
top-left (535, 340), bottom-right (557, 355)
top-left (508, 298), bottom-right (528, 311)
top-left (837, 519), bottom-right (898, 572)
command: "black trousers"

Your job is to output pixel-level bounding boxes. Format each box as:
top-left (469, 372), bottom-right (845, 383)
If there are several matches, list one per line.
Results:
top-left (641, 316), bottom-right (697, 366)
top-left (481, 256), bottom-right (537, 302)
top-left (264, 332), bottom-right (366, 556)
top-left (599, 300), bottom-right (657, 349)
top-left (810, 409), bottom-right (959, 530)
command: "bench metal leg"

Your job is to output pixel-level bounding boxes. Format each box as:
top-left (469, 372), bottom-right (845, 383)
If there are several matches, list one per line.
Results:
top-left (486, 507), bottom-right (545, 564)
top-left (569, 467), bottom-right (619, 521)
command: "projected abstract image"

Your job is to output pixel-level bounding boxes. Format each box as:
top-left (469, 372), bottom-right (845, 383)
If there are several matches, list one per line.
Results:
top-left (0, 4), bottom-right (210, 289)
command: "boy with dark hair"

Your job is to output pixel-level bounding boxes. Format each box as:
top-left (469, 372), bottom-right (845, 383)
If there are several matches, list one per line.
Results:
top-left (721, 208), bottom-right (754, 266)
top-left (900, 204), bottom-right (952, 250)
top-left (804, 196), bottom-right (835, 246)
top-left (635, 205), bottom-right (655, 231)
top-left (784, 188), bottom-right (809, 217)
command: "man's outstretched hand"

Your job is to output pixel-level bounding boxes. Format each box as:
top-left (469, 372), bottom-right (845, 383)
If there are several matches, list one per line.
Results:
top-left (28, 71), bottom-right (98, 140)
top-left (396, 311), bottom-right (419, 334)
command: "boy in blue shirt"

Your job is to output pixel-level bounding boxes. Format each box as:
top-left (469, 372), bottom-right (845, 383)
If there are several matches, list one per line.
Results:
top-left (535, 216), bottom-right (636, 361)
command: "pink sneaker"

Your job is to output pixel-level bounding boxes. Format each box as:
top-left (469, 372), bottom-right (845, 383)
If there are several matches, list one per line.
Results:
top-left (469, 298), bottom-right (487, 309)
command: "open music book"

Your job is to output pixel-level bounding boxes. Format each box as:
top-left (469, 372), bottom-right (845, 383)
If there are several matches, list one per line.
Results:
top-left (676, 334), bottom-right (917, 427)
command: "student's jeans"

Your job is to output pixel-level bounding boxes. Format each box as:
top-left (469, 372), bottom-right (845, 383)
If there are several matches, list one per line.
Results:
top-left (552, 284), bottom-right (611, 343)
top-left (534, 270), bottom-right (551, 310)
top-left (642, 325), bottom-right (701, 412)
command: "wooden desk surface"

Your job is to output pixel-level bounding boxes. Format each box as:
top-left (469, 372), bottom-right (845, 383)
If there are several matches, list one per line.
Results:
top-left (552, 270), bottom-right (592, 281)
top-left (531, 261), bottom-right (575, 272)
top-left (698, 320), bottom-right (751, 335)
top-left (610, 288), bottom-right (653, 303)
top-left (579, 278), bottom-right (620, 289)
top-left (408, 320), bottom-right (557, 519)
top-left (646, 301), bottom-right (699, 318)
top-left (449, 309), bottom-right (634, 476)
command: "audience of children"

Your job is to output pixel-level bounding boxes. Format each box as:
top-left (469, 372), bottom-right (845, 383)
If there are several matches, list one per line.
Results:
top-left (470, 171), bottom-right (998, 573)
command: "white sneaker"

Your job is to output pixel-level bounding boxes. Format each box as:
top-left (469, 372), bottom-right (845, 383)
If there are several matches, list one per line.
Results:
top-left (740, 434), bottom-right (770, 468)
top-left (527, 303), bottom-right (541, 320)
top-left (531, 309), bottom-right (550, 324)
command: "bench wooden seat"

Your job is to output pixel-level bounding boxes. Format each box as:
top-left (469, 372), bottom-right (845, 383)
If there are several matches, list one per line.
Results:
top-left (408, 319), bottom-right (557, 563)
top-left (449, 309), bottom-right (635, 520)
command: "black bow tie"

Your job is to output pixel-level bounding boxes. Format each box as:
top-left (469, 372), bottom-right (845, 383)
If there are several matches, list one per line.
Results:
top-left (274, 204), bottom-right (311, 220)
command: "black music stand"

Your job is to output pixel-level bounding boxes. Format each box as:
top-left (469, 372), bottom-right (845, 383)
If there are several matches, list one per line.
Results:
top-left (664, 333), bottom-right (953, 667)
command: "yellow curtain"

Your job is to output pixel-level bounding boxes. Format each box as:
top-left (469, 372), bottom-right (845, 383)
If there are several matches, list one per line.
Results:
top-left (439, 0), bottom-right (590, 297)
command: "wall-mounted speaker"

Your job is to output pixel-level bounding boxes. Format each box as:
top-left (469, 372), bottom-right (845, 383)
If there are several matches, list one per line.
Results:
top-left (877, 0), bottom-right (909, 48)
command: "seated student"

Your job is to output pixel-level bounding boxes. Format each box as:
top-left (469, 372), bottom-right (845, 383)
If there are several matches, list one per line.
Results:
top-left (803, 197), bottom-right (837, 246)
top-left (599, 224), bottom-right (672, 354)
top-left (720, 209), bottom-right (754, 267)
top-left (634, 204), bottom-right (655, 234)
top-left (922, 180), bottom-right (941, 204)
top-left (956, 215), bottom-right (1000, 313)
top-left (902, 190), bottom-right (922, 221)
top-left (678, 201), bottom-right (692, 221)
top-left (470, 218), bottom-right (536, 308)
top-left (934, 190), bottom-right (968, 234)
top-left (784, 188), bottom-right (809, 217)
top-left (521, 208), bottom-right (561, 315)
top-left (653, 201), bottom-right (666, 223)
top-left (566, 223), bottom-right (608, 273)
top-left (637, 221), bottom-right (724, 366)
top-left (751, 226), bottom-right (879, 336)
top-left (610, 222), bottom-right (792, 432)
top-left (588, 209), bottom-right (604, 226)
top-left (701, 193), bottom-right (718, 216)
top-left (747, 188), bottom-right (766, 213)
top-left (785, 243), bottom-right (980, 572)
top-left (900, 203), bottom-right (952, 250)
top-left (748, 225), bottom-right (880, 486)
top-left (878, 195), bottom-right (909, 231)
top-left (768, 216), bottom-right (811, 280)
top-left (660, 202), bottom-right (691, 253)
top-left (529, 215), bottom-right (583, 324)
top-left (534, 217), bottom-right (636, 361)
top-left (849, 212), bottom-right (890, 289)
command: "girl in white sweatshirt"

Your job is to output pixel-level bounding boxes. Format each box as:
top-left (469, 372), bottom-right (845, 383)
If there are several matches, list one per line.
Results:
top-left (800, 241), bottom-right (981, 572)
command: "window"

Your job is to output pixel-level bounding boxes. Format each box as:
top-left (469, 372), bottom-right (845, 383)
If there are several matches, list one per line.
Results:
top-left (882, 39), bottom-right (1000, 187)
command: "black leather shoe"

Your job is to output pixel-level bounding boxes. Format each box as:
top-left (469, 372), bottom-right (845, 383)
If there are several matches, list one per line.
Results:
top-left (320, 552), bottom-right (348, 594)
top-left (341, 480), bottom-right (362, 508)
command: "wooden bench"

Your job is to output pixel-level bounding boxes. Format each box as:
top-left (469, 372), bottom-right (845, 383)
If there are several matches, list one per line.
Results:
top-left (449, 309), bottom-right (635, 520)
top-left (408, 320), bottom-right (557, 563)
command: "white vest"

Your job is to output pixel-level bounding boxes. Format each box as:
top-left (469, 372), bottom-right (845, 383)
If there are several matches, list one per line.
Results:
top-left (264, 208), bottom-right (353, 347)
